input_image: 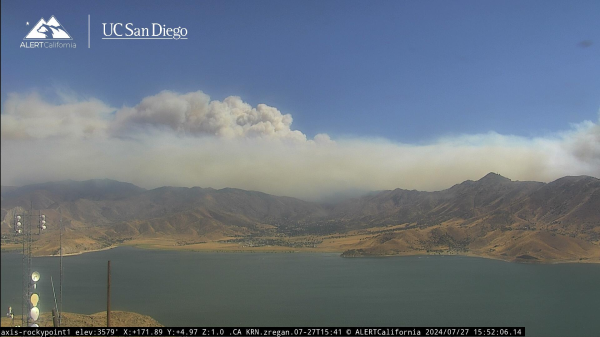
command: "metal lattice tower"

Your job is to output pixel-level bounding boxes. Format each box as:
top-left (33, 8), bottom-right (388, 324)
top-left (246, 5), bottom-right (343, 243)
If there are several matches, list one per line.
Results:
top-left (13, 208), bottom-right (47, 327)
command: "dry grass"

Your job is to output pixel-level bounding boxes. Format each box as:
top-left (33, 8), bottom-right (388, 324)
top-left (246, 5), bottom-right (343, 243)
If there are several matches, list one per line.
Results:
top-left (95, 222), bottom-right (598, 263)
top-left (5, 221), bottom-right (599, 263)
top-left (1, 311), bottom-right (162, 327)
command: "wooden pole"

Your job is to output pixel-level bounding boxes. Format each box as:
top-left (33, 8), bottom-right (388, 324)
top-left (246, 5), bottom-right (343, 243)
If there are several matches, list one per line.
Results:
top-left (107, 260), bottom-right (111, 327)
top-left (59, 208), bottom-right (63, 326)
top-left (52, 308), bottom-right (59, 327)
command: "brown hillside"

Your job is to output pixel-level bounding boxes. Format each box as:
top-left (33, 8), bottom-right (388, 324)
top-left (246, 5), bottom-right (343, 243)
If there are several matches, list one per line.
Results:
top-left (2, 173), bottom-right (599, 263)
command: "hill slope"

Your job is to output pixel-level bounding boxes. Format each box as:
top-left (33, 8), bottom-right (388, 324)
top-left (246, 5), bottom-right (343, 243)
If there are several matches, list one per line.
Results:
top-left (0, 311), bottom-right (162, 327)
top-left (1, 173), bottom-right (599, 262)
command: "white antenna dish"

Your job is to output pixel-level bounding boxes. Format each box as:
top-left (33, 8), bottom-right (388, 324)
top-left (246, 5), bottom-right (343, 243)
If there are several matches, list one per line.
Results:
top-left (30, 323), bottom-right (39, 327)
top-left (41, 215), bottom-right (46, 220)
top-left (17, 222), bottom-right (22, 227)
top-left (30, 307), bottom-right (39, 321)
top-left (31, 271), bottom-right (41, 282)
top-left (30, 293), bottom-right (39, 307)
top-left (42, 225), bottom-right (47, 230)
top-left (17, 215), bottom-right (21, 220)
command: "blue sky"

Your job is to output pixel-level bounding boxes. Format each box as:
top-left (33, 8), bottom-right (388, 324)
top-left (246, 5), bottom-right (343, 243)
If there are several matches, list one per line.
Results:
top-left (2, 0), bottom-right (598, 142)
top-left (1, 1), bottom-right (599, 199)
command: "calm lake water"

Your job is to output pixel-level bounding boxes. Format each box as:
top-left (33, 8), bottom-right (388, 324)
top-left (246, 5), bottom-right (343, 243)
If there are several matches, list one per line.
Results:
top-left (1, 247), bottom-right (599, 336)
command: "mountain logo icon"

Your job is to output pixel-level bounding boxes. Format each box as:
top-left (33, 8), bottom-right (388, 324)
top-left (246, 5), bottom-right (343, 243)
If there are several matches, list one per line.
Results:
top-left (24, 16), bottom-right (72, 40)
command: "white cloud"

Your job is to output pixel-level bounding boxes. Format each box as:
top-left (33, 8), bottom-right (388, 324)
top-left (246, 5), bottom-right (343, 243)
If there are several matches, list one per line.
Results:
top-left (1, 90), bottom-right (598, 201)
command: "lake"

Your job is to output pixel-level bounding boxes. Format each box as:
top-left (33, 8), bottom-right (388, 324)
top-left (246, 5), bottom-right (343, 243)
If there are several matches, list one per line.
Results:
top-left (1, 247), bottom-right (599, 336)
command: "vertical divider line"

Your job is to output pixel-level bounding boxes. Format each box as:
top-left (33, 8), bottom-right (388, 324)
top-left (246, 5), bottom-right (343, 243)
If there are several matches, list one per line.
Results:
top-left (88, 15), bottom-right (90, 48)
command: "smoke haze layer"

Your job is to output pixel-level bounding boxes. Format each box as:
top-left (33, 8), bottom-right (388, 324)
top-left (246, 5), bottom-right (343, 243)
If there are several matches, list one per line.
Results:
top-left (1, 90), bottom-right (599, 201)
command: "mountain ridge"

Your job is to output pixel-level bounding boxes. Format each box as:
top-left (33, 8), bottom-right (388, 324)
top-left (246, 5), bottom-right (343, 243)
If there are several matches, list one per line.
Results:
top-left (1, 173), bottom-right (599, 263)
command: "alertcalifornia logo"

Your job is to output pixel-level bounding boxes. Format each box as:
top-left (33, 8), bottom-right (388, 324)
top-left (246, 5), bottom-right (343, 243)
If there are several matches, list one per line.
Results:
top-left (20, 15), bottom-right (77, 49)
top-left (17, 15), bottom-right (189, 50)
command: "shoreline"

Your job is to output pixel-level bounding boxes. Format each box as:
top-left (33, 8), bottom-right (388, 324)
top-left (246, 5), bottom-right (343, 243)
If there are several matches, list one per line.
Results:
top-left (0, 244), bottom-right (119, 257)
top-left (3, 242), bottom-right (599, 264)
top-left (44, 245), bottom-right (119, 257)
top-left (341, 251), bottom-right (600, 264)
top-left (114, 242), bottom-right (600, 264)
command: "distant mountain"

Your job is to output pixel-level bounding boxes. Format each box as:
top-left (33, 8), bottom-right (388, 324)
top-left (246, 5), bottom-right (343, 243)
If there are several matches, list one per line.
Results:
top-left (334, 174), bottom-right (599, 261)
top-left (330, 173), bottom-right (546, 227)
top-left (1, 174), bottom-right (599, 262)
top-left (1, 180), bottom-right (326, 241)
top-left (1, 179), bottom-right (145, 204)
top-left (513, 176), bottom-right (600, 229)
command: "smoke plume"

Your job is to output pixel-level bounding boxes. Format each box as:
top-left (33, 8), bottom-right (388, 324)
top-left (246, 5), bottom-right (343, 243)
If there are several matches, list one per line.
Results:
top-left (1, 90), bottom-right (598, 201)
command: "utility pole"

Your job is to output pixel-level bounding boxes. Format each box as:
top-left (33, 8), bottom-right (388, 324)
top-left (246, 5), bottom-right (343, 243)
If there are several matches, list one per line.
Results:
top-left (59, 208), bottom-right (63, 326)
top-left (107, 261), bottom-right (111, 327)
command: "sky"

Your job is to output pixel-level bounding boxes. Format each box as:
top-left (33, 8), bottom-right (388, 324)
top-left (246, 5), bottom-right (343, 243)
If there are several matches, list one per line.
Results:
top-left (1, 0), bottom-right (599, 201)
